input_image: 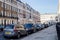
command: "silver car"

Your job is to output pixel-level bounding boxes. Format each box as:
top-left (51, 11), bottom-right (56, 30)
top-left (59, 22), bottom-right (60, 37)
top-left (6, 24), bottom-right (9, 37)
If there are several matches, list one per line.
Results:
top-left (3, 24), bottom-right (21, 38)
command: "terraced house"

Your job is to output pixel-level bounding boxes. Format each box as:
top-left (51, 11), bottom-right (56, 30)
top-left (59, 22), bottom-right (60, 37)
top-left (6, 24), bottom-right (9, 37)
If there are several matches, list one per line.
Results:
top-left (0, 0), bottom-right (18, 25)
top-left (0, 0), bottom-right (40, 25)
top-left (17, 0), bottom-right (40, 24)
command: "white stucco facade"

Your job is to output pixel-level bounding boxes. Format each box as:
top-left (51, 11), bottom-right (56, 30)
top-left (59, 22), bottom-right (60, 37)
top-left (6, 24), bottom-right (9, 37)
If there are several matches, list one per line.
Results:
top-left (40, 14), bottom-right (57, 23)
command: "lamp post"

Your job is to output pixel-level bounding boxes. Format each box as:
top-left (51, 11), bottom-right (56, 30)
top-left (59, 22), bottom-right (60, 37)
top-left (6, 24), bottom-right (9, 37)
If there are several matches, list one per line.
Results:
top-left (3, 0), bottom-right (6, 27)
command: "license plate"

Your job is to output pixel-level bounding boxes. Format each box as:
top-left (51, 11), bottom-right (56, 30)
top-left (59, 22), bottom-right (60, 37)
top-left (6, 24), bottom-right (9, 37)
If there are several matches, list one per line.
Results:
top-left (5, 32), bottom-right (11, 34)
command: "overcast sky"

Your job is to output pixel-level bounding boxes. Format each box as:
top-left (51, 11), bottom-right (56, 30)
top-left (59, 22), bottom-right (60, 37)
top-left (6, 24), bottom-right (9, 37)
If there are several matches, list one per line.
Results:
top-left (21, 0), bottom-right (58, 14)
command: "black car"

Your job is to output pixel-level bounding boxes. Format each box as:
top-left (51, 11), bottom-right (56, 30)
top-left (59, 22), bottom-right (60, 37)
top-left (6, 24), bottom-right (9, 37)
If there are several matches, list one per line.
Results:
top-left (34, 24), bottom-right (42, 31)
top-left (43, 24), bottom-right (49, 28)
top-left (24, 23), bottom-right (36, 33)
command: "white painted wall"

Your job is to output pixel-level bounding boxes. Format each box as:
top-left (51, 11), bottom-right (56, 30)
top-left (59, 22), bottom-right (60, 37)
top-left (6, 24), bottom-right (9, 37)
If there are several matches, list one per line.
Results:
top-left (40, 14), bottom-right (57, 23)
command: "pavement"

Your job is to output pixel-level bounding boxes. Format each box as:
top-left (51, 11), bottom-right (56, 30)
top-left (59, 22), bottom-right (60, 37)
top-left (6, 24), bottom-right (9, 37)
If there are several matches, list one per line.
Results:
top-left (0, 25), bottom-right (58, 40)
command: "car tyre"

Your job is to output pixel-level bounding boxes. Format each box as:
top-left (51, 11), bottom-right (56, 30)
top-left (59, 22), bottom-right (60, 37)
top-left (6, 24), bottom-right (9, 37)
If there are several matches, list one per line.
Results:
top-left (17, 34), bottom-right (20, 38)
top-left (33, 29), bottom-right (36, 33)
top-left (26, 32), bottom-right (28, 36)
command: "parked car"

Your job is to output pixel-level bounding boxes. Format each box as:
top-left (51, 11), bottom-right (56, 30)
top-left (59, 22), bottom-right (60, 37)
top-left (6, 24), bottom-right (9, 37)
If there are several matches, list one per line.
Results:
top-left (23, 23), bottom-right (36, 33)
top-left (43, 24), bottom-right (49, 28)
top-left (34, 24), bottom-right (42, 31)
top-left (14, 24), bottom-right (28, 36)
top-left (0, 25), bottom-right (4, 31)
top-left (3, 24), bottom-right (20, 38)
top-left (41, 24), bottom-right (45, 29)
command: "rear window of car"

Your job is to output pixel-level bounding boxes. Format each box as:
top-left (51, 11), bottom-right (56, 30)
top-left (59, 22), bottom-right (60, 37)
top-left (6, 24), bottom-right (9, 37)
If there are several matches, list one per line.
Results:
top-left (15, 25), bottom-right (24, 28)
top-left (0, 25), bottom-right (3, 28)
top-left (0, 25), bottom-right (2, 26)
top-left (5, 25), bottom-right (14, 29)
top-left (24, 23), bottom-right (33, 28)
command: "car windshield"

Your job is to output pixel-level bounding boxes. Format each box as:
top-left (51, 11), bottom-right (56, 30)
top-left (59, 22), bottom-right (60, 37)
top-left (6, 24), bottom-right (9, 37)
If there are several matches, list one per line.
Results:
top-left (5, 25), bottom-right (14, 29)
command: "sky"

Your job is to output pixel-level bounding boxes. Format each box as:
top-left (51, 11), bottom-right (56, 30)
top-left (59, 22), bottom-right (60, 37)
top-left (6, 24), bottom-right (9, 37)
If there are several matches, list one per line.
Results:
top-left (21, 0), bottom-right (58, 14)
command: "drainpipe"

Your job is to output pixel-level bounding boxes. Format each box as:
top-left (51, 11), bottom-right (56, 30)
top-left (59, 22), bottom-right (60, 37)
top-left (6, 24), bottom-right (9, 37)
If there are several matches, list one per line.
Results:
top-left (3, 0), bottom-right (6, 27)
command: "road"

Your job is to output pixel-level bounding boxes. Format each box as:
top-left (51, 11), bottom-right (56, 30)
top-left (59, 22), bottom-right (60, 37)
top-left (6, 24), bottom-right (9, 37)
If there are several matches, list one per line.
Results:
top-left (0, 25), bottom-right (58, 40)
top-left (21, 25), bottom-right (58, 40)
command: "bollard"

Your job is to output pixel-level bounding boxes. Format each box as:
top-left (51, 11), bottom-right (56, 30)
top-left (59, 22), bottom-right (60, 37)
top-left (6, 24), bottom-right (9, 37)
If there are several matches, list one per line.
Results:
top-left (56, 22), bottom-right (60, 40)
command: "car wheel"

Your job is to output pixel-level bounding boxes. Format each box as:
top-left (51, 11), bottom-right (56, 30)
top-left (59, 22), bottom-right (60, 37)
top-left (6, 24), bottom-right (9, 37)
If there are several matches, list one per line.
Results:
top-left (33, 29), bottom-right (36, 33)
top-left (26, 32), bottom-right (28, 36)
top-left (1, 28), bottom-right (3, 31)
top-left (38, 29), bottom-right (40, 31)
top-left (17, 34), bottom-right (20, 38)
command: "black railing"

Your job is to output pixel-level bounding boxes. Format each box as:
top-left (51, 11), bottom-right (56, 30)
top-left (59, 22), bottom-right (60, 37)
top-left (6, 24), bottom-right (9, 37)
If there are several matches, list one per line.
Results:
top-left (0, 15), bottom-right (18, 19)
top-left (11, 16), bottom-right (18, 19)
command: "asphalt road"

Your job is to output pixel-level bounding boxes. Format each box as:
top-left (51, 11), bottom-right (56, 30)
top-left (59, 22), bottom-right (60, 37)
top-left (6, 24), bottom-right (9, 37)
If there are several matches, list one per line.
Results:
top-left (0, 25), bottom-right (58, 40)
top-left (21, 25), bottom-right (58, 40)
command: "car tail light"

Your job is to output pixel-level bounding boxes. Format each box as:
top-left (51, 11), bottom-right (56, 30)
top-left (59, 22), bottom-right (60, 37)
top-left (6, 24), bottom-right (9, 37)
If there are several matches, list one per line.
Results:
top-left (14, 27), bottom-right (17, 32)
